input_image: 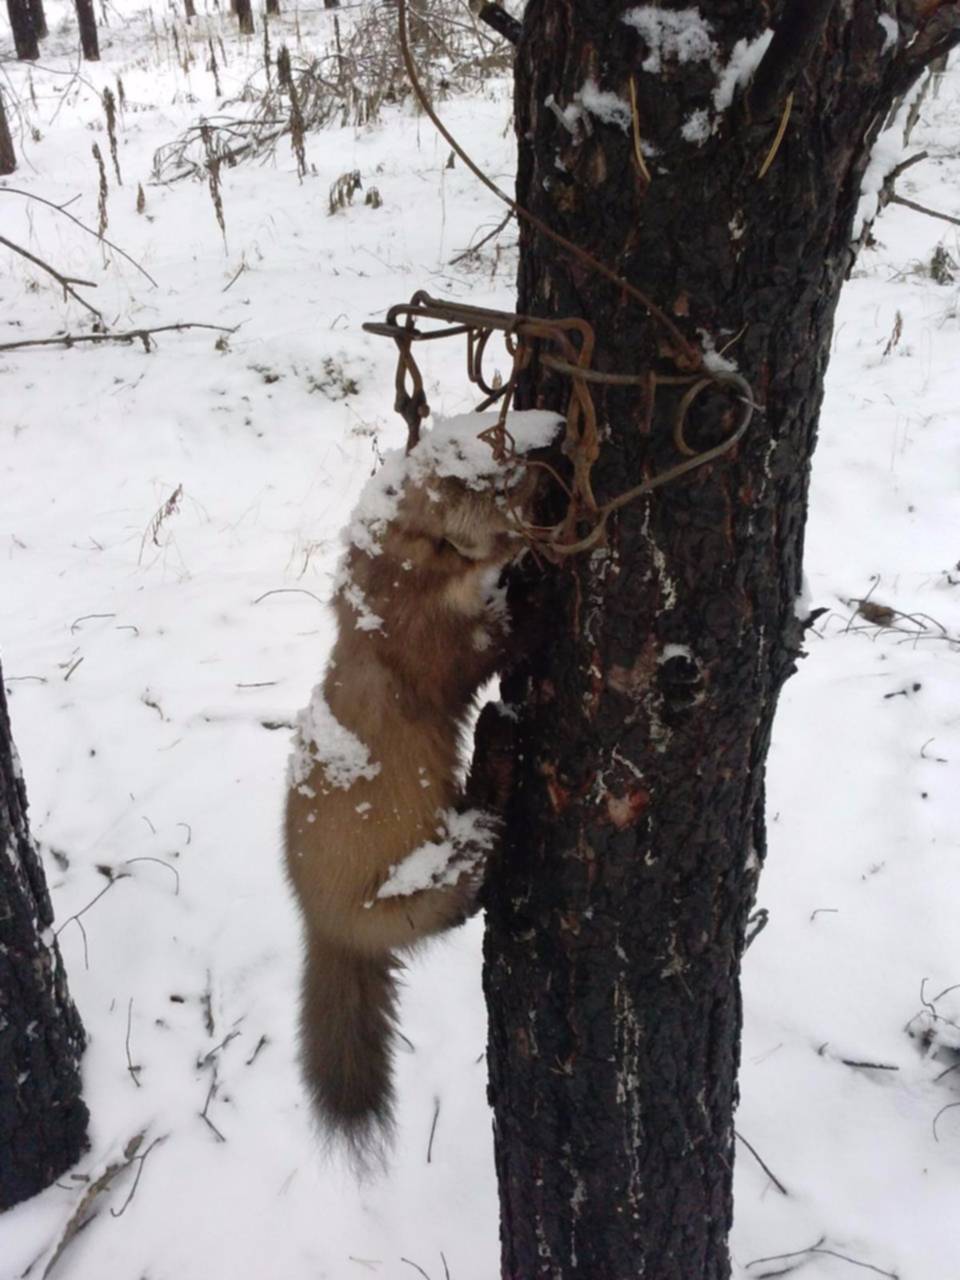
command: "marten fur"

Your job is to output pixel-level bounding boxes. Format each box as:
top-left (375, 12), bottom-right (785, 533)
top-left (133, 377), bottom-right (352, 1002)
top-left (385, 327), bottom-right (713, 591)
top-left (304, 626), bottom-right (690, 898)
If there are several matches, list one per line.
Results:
top-left (284, 434), bottom-right (539, 1165)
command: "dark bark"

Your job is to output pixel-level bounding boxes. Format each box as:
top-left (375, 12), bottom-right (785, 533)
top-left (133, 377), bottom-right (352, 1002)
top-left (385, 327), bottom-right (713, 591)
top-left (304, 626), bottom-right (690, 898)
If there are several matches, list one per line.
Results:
top-left (477, 2), bottom-right (521, 46)
top-left (234, 0), bottom-right (254, 35)
top-left (184, 0), bottom-right (196, 20)
top-left (0, 87), bottom-right (16, 175)
top-left (266, 0), bottom-right (279, 14)
top-left (27, 0), bottom-right (47, 40)
top-left (0, 664), bottom-right (89, 1210)
top-left (481, 2), bottom-right (960, 1277)
top-left (73, 0), bottom-right (99, 60)
top-left (6, 0), bottom-right (39, 59)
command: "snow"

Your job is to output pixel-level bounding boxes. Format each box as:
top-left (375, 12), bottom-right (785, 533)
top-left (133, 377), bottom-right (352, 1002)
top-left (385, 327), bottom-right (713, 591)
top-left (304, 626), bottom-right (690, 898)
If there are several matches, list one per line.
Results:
top-left (578, 78), bottom-right (632, 133)
top-left (622, 5), bottom-right (718, 74)
top-left (343, 408), bottom-right (561, 557)
top-left (1, 4), bottom-right (960, 1278)
top-left (288, 686), bottom-right (381, 792)
top-left (878, 13), bottom-right (899, 53)
top-left (712, 29), bottom-right (774, 112)
top-left (374, 809), bottom-right (497, 901)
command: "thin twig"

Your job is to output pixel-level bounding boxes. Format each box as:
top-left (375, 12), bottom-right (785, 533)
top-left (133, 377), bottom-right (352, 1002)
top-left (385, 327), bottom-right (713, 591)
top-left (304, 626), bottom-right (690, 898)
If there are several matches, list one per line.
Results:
top-left (36, 1132), bottom-right (147, 1280)
top-left (448, 209), bottom-right (513, 265)
top-left (889, 193), bottom-right (960, 228)
top-left (735, 1130), bottom-right (788, 1195)
top-left (252, 587), bottom-right (324, 605)
top-left (0, 322), bottom-right (238, 354)
top-left (400, 1260), bottom-right (433, 1280)
top-left (55, 875), bottom-right (130, 967)
top-left (110, 1136), bottom-right (166, 1218)
top-left (0, 233), bottom-right (102, 320)
top-left (124, 998), bottom-right (142, 1088)
top-left (1, 187), bottom-right (158, 286)
top-left (426, 1096), bottom-right (440, 1164)
top-left (70, 613), bottom-right (116, 632)
top-left (125, 856), bottom-right (181, 895)
top-left (932, 1100), bottom-right (960, 1141)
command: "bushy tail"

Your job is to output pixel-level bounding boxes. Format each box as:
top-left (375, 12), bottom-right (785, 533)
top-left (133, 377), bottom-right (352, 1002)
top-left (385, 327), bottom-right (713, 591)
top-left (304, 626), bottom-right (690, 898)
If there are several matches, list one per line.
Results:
top-left (300, 931), bottom-right (398, 1169)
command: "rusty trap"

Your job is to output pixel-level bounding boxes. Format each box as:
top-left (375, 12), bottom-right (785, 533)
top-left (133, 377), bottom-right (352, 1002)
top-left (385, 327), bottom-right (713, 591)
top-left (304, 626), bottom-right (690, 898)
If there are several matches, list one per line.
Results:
top-left (362, 291), bottom-right (755, 557)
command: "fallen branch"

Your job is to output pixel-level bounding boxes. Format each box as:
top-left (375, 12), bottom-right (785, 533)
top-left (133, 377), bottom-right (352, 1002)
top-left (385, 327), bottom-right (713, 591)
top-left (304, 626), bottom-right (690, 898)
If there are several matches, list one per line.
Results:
top-left (0, 233), bottom-right (102, 321)
top-left (32, 1132), bottom-right (152, 1280)
top-left (0, 322), bottom-right (238, 354)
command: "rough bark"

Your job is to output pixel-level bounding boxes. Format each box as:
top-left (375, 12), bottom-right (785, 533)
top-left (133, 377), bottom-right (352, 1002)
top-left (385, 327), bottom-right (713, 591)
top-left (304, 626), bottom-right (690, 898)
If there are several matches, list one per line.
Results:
top-left (27, 0), bottom-right (47, 40)
top-left (6, 0), bottom-right (39, 59)
top-left (0, 87), bottom-right (16, 176)
top-left (481, 3), bottom-right (960, 1277)
top-left (0, 665), bottom-right (89, 1210)
top-left (73, 0), bottom-right (99, 60)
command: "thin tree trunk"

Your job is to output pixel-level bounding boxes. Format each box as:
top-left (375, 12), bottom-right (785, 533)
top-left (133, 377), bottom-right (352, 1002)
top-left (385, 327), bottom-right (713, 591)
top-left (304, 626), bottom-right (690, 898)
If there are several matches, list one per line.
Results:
top-left (234, 0), bottom-right (254, 35)
top-left (27, 0), bottom-right (47, 40)
top-left (266, 0), bottom-right (280, 15)
top-left (0, 87), bottom-right (16, 175)
top-left (73, 0), bottom-right (99, 60)
top-left (0, 665), bottom-right (89, 1210)
top-left (481, 2), bottom-right (960, 1276)
top-left (184, 0), bottom-right (196, 20)
top-left (6, 0), bottom-right (39, 59)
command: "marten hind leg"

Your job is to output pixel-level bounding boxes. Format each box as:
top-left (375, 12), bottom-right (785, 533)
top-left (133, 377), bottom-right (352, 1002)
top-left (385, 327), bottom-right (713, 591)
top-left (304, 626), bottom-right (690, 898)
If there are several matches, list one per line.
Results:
top-left (346, 876), bottom-right (479, 955)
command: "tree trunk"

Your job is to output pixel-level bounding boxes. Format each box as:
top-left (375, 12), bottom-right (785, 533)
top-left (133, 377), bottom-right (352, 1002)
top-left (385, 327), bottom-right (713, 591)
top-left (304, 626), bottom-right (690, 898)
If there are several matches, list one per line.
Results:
top-left (0, 86), bottom-right (16, 175)
top-left (6, 0), bottom-right (39, 59)
top-left (27, 0), bottom-right (47, 40)
top-left (0, 665), bottom-right (89, 1210)
top-left (73, 0), bottom-right (99, 60)
top-left (266, 0), bottom-right (280, 16)
top-left (234, 0), bottom-right (254, 35)
top-left (481, 3), bottom-right (960, 1277)
top-left (184, 0), bottom-right (196, 21)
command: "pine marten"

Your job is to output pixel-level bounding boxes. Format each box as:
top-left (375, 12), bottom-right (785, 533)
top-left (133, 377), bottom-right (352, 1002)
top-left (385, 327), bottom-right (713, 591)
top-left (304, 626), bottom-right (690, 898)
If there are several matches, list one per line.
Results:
top-left (284, 410), bottom-right (559, 1164)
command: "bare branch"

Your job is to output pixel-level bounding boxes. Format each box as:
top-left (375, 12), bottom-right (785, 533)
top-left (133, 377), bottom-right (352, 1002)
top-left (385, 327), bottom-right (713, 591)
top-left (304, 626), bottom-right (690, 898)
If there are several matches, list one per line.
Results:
top-left (889, 192), bottom-right (960, 227)
top-left (0, 233), bottom-right (102, 320)
top-left (0, 322), bottom-right (237, 354)
top-left (888, 1), bottom-right (960, 94)
top-left (475, 2), bottom-right (520, 46)
top-left (0, 187), bottom-right (158, 287)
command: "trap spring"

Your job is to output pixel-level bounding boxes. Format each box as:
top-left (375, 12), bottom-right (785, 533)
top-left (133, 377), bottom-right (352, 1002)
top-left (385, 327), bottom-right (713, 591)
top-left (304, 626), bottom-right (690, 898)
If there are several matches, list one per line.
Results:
top-left (362, 291), bottom-right (755, 556)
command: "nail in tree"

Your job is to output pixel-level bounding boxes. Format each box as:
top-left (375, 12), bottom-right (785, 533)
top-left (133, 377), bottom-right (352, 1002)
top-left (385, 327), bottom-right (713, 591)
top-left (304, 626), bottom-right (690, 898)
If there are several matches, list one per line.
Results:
top-left (0, 662), bottom-right (89, 1209)
top-left (479, 2), bottom-right (960, 1276)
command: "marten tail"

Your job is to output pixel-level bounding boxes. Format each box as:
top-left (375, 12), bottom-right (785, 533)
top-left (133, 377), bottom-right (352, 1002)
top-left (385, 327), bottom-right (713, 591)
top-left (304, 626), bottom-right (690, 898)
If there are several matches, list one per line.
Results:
top-left (300, 930), bottom-right (399, 1169)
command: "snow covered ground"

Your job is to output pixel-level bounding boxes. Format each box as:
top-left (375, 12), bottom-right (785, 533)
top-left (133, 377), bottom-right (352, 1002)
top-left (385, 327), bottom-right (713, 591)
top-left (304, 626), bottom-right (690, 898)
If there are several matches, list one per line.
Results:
top-left (2, 5), bottom-right (959, 1277)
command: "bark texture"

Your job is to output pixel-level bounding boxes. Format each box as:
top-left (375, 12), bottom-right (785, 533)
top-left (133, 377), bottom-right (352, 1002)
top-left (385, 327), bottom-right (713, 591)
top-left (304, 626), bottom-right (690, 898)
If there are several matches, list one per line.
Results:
top-left (235, 0), bottom-right (255, 35)
top-left (6, 0), bottom-right (39, 59)
top-left (482, 3), bottom-right (960, 1277)
top-left (0, 667), bottom-right (89, 1210)
top-left (27, 0), bottom-right (47, 41)
top-left (0, 87), bottom-right (16, 176)
top-left (73, 0), bottom-right (99, 60)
